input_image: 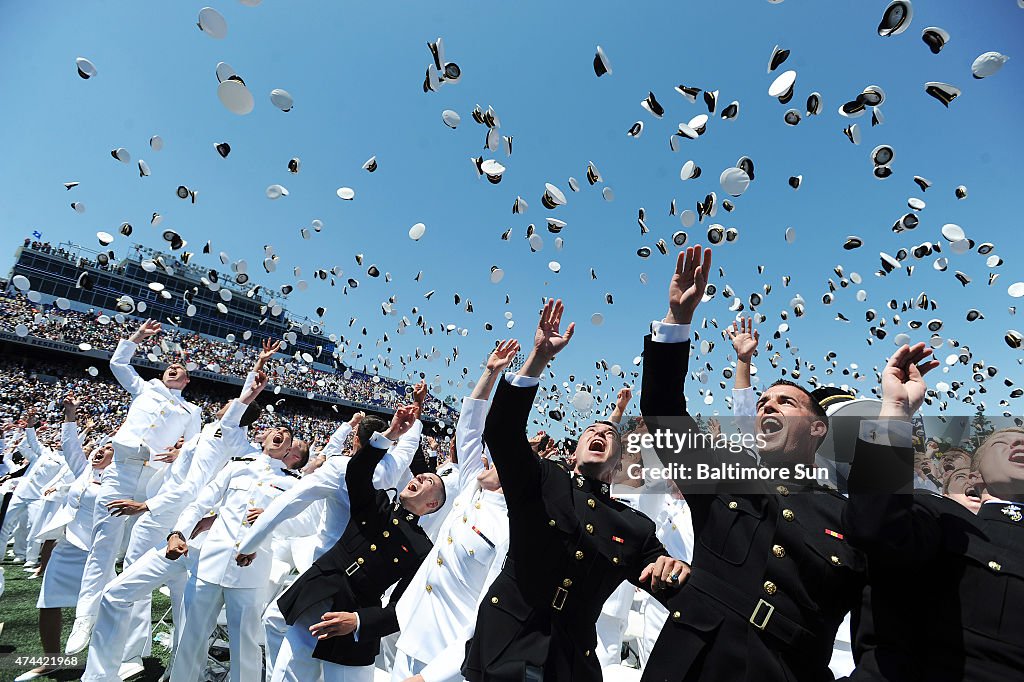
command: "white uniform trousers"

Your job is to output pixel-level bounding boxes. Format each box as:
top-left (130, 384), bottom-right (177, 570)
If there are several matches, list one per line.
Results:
top-left (638, 594), bottom-right (669, 667)
top-left (271, 599), bottom-right (374, 682)
top-left (0, 493), bottom-right (32, 559)
top-left (116, 508), bottom-right (180, 666)
top-left (25, 497), bottom-right (48, 563)
top-left (81, 547), bottom-right (189, 682)
top-left (170, 577), bottom-right (264, 682)
top-left (76, 451), bottom-right (157, 618)
top-left (596, 581), bottom-right (635, 667)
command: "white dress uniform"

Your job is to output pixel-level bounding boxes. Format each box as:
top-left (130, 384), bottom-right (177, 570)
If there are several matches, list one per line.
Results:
top-left (37, 423), bottom-right (108, 608)
top-left (238, 420), bottom-right (422, 682)
top-left (29, 462), bottom-right (75, 556)
top-left (74, 338), bottom-right (201, 631)
top-left (638, 495), bottom-right (694, 667)
top-left (81, 398), bottom-right (254, 682)
top-left (0, 429), bottom-right (63, 561)
top-left (595, 480), bottom-right (666, 670)
top-left (168, 454), bottom-right (299, 682)
top-left (391, 397), bottom-right (509, 682)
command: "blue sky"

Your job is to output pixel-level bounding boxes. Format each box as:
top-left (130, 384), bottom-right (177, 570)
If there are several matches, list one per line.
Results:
top-left (1, 0), bottom-right (1021, 431)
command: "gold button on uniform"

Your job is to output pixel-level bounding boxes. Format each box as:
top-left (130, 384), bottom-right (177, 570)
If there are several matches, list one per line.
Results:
top-left (447, 536), bottom-right (452, 544)
top-left (830, 555), bottom-right (841, 566)
top-left (772, 544), bottom-right (785, 558)
top-left (393, 558), bottom-right (399, 564)
top-left (584, 650), bottom-right (590, 657)
top-left (612, 557), bottom-right (620, 564)
top-left (491, 596), bottom-right (499, 604)
top-left (988, 561), bottom-right (1002, 572)
top-left (549, 519), bottom-right (557, 527)
top-left (587, 498), bottom-right (596, 508)
top-left (776, 485), bottom-right (789, 496)
top-left (437, 557), bottom-right (443, 566)
top-left (370, 544), bottom-right (377, 551)
top-left (393, 519), bottom-right (399, 526)
top-left (728, 501), bottom-right (738, 510)
top-left (383, 531), bottom-right (390, 538)
top-left (356, 558), bottom-right (365, 565)
top-left (425, 585), bottom-right (432, 593)
top-left (585, 524), bottom-right (594, 534)
top-left (563, 578), bottom-right (572, 587)
top-left (782, 509), bottom-right (795, 521)
top-left (672, 611), bottom-right (681, 621)
top-left (575, 551), bottom-right (584, 560)
top-left (475, 502), bottom-right (481, 509)
top-left (763, 580), bottom-right (777, 595)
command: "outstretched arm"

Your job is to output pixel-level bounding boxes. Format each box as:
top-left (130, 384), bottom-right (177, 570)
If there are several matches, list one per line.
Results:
top-left (60, 396), bottom-right (88, 478)
top-left (110, 319), bottom-right (161, 396)
top-left (485, 300), bottom-right (574, 498)
top-left (845, 342), bottom-right (941, 560)
top-left (347, 404), bottom-right (418, 512)
top-left (609, 387), bottom-right (633, 425)
top-left (458, 340), bottom-right (519, 488)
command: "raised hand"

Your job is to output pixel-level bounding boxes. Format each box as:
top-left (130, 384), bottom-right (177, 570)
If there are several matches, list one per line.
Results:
top-left (129, 319), bottom-right (162, 344)
top-left (665, 246), bottom-right (712, 325)
top-left (726, 316), bottom-right (759, 362)
top-left (520, 299), bottom-right (575, 379)
top-left (486, 339), bottom-right (521, 372)
top-left (255, 339), bottom-right (282, 372)
top-left (63, 395), bottom-right (81, 421)
top-left (348, 411), bottom-right (366, 428)
top-left (383, 404), bottom-right (419, 441)
top-left (412, 381), bottom-right (429, 406)
top-left (240, 370), bottom-right (269, 405)
top-left (616, 387), bottom-right (633, 411)
top-left (880, 343), bottom-right (940, 419)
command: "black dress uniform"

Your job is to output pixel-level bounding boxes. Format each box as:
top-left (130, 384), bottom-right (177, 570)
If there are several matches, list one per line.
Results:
top-left (277, 438), bottom-right (434, 666)
top-left (845, 427), bottom-right (1024, 682)
top-left (461, 375), bottom-right (675, 682)
top-left (639, 333), bottom-right (867, 682)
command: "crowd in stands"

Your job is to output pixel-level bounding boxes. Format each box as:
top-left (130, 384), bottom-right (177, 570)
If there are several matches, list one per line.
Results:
top-left (0, 290), bottom-right (456, 422)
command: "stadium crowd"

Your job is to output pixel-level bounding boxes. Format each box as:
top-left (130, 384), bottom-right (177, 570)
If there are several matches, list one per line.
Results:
top-left (0, 290), bottom-right (455, 421)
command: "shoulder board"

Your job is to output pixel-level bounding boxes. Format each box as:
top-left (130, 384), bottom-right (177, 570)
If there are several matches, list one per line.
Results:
top-left (280, 468), bottom-right (301, 479)
top-left (213, 428), bottom-right (223, 439)
top-left (232, 456), bottom-right (255, 463)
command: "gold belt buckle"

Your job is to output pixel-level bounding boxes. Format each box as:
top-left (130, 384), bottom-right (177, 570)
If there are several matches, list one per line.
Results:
top-left (345, 561), bottom-right (360, 576)
top-left (552, 587), bottom-right (569, 611)
top-left (749, 599), bottom-right (774, 630)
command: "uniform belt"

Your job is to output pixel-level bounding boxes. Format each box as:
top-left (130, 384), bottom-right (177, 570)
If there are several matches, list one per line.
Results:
top-left (688, 569), bottom-right (821, 651)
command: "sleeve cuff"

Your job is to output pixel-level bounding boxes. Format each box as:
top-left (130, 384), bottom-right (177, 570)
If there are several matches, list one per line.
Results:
top-left (650, 321), bottom-right (691, 344)
top-left (369, 432), bottom-right (394, 450)
top-left (352, 612), bottom-right (360, 642)
top-left (859, 419), bottom-right (913, 449)
top-left (505, 373), bottom-right (540, 388)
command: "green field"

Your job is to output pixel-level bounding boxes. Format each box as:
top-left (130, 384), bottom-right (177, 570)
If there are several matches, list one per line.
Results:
top-left (0, 557), bottom-right (172, 682)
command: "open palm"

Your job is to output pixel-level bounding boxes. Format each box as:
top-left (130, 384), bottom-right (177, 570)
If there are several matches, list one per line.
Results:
top-left (667, 246), bottom-right (712, 325)
top-left (533, 299), bottom-right (575, 359)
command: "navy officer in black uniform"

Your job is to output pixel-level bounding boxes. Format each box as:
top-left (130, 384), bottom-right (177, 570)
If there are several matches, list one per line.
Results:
top-left (845, 342), bottom-right (1024, 682)
top-left (640, 246), bottom-right (868, 682)
top-left (276, 402), bottom-right (446, 682)
top-left (462, 299), bottom-right (688, 682)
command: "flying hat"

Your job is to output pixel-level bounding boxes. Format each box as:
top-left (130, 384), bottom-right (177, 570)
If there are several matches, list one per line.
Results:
top-left (925, 82), bottom-right (960, 106)
top-left (76, 57), bottom-right (97, 79)
top-left (593, 46), bottom-right (612, 77)
top-left (921, 27), bottom-right (950, 54)
top-left (877, 1), bottom-right (913, 37)
top-left (641, 91), bottom-right (664, 118)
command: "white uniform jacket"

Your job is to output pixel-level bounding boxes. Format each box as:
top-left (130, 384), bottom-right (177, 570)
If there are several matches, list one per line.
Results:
top-left (109, 338), bottom-right (201, 456)
top-left (394, 397), bottom-right (510, 682)
top-left (174, 453), bottom-right (299, 589)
